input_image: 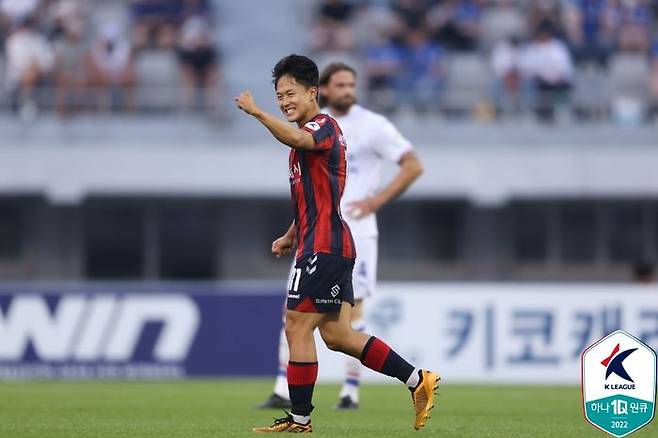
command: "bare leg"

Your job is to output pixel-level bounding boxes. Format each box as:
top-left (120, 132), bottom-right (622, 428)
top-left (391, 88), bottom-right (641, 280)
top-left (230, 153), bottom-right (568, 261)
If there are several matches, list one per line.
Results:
top-left (319, 303), bottom-right (439, 431)
top-left (318, 302), bottom-right (370, 358)
top-left (284, 310), bottom-right (324, 423)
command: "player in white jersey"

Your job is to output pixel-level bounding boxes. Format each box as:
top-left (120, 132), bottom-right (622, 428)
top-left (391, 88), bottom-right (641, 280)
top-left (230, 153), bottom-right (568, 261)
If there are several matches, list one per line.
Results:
top-left (256, 62), bottom-right (423, 410)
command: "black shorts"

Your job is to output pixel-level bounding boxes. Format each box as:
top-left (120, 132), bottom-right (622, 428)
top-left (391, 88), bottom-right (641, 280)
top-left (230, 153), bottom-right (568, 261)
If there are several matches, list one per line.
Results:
top-left (287, 252), bottom-right (355, 313)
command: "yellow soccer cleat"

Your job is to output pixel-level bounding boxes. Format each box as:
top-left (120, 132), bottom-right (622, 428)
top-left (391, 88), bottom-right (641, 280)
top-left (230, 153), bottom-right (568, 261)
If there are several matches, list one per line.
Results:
top-left (253, 412), bottom-right (313, 433)
top-left (410, 370), bottom-right (440, 431)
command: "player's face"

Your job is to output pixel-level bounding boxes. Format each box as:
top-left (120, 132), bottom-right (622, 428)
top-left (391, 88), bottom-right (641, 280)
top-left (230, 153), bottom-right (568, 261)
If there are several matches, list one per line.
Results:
top-left (276, 75), bottom-right (317, 123)
top-left (321, 70), bottom-right (356, 112)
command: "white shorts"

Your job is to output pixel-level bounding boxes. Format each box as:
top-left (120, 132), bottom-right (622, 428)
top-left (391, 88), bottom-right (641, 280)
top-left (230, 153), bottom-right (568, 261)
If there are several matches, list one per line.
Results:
top-left (351, 235), bottom-right (378, 300)
top-left (286, 236), bottom-right (378, 302)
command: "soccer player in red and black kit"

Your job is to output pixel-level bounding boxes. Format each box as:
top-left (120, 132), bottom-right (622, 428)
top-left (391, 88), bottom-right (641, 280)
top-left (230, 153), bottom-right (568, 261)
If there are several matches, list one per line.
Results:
top-left (235, 54), bottom-right (439, 433)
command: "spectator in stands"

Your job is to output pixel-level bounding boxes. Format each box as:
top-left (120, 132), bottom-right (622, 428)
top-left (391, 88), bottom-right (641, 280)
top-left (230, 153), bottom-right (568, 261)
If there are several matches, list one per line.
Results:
top-left (528, 0), bottom-right (566, 38)
top-left (491, 35), bottom-right (527, 115)
top-left (310, 0), bottom-right (355, 52)
top-left (130, 0), bottom-right (180, 50)
top-left (614, 0), bottom-right (652, 53)
top-left (178, 16), bottom-right (219, 112)
top-left (565, 0), bottom-right (615, 67)
top-left (521, 22), bottom-right (574, 122)
top-left (47, 0), bottom-right (85, 43)
top-left (1, 0), bottom-right (41, 49)
top-left (86, 24), bottom-right (135, 112)
top-left (427, 0), bottom-right (481, 51)
top-left (392, 0), bottom-right (428, 30)
top-left (0, 0), bottom-right (41, 24)
top-left (397, 28), bottom-right (446, 112)
top-left (53, 18), bottom-right (86, 115)
top-left (4, 15), bottom-right (53, 116)
top-left (364, 29), bottom-right (403, 114)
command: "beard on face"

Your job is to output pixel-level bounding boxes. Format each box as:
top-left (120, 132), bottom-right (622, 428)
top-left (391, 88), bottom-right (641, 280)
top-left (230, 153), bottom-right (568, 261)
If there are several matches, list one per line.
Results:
top-left (329, 95), bottom-right (356, 112)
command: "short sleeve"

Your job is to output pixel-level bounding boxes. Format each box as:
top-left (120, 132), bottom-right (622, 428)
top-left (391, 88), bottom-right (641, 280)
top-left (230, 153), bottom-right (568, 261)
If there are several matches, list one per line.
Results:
top-left (302, 116), bottom-right (335, 152)
top-left (373, 117), bottom-right (413, 162)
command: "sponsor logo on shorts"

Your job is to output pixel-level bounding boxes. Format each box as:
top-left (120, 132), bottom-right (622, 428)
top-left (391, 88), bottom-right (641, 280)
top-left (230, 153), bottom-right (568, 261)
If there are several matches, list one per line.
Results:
top-left (315, 299), bottom-right (342, 305)
top-left (288, 294), bottom-right (300, 299)
top-left (331, 285), bottom-right (340, 297)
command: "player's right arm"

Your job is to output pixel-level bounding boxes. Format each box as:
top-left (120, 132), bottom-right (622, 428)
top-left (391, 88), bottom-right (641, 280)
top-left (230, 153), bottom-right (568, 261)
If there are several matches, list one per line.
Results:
top-left (272, 221), bottom-right (296, 258)
top-left (235, 91), bottom-right (316, 151)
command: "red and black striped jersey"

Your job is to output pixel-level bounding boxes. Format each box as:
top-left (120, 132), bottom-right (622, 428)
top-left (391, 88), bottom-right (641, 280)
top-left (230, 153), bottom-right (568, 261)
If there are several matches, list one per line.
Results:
top-left (289, 113), bottom-right (356, 261)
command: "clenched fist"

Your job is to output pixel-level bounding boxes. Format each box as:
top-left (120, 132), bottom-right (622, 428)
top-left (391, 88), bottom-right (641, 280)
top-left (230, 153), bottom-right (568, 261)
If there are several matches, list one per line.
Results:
top-left (234, 90), bottom-right (261, 116)
top-left (272, 234), bottom-right (295, 258)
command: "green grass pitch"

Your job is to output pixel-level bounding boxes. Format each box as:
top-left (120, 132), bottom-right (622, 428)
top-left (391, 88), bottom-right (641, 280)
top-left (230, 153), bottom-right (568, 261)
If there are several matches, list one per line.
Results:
top-left (1, 379), bottom-right (656, 437)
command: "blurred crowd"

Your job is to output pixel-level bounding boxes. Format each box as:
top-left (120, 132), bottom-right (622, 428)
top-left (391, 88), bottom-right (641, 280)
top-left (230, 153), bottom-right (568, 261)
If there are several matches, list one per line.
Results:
top-left (0, 0), bottom-right (221, 118)
top-left (1, 0), bottom-right (656, 123)
top-left (310, 0), bottom-right (658, 122)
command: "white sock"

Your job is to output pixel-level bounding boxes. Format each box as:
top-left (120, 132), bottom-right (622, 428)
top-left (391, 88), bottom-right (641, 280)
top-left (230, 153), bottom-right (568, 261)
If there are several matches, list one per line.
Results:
top-left (339, 319), bottom-right (365, 402)
top-left (273, 325), bottom-right (290, 399)
top-left (292, 414), bottom-right (310, 425)
top-left (406, 368), bottom-right (422, 389)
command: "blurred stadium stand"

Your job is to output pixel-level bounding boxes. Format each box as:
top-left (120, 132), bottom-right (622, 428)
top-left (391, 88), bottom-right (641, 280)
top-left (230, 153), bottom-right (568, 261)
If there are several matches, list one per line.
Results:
top-left (0, 0), bottom-right (657, 120)
top-left (0, 0), bottom-right (657, 284)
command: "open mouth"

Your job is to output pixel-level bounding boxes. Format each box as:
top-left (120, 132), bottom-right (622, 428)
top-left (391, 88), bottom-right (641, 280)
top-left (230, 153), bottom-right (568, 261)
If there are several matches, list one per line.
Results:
top-left (284, 107), bottom-right (296, 116)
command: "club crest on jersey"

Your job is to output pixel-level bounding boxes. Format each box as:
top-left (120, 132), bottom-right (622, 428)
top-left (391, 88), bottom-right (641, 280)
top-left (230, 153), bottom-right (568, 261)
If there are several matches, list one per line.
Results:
top-left (304, 121), bottom-right (321, 132)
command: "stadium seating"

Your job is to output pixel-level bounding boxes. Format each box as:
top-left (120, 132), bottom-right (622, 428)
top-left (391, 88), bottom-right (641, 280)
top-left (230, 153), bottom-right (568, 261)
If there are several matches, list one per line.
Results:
top-left (443, 54), bottom-right (491, 113)
top-left (135, 49), bottom-right (181, 112)
top-left (571, 67), bottom-right (610, 119)
top-left (608, 53), bottom-right (651, 105)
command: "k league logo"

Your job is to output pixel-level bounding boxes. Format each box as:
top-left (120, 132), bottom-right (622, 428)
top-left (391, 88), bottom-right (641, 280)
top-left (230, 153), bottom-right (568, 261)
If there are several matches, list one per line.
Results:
top-left (581, 330), bottom-right (657, 437)
top-left (602, 343), bottom-right (637, 384)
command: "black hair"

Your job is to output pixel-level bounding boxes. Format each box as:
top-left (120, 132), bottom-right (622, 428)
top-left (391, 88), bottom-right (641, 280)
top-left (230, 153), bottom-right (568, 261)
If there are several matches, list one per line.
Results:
top-left (318, 62), bottom-right (357, 107)
top-left (272, 54), bottom-right (319, 90)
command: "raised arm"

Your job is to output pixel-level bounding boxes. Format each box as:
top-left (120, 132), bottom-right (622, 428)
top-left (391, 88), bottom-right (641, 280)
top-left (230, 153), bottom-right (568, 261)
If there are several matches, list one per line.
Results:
top-left (235, 91), bottom-right (316, 151)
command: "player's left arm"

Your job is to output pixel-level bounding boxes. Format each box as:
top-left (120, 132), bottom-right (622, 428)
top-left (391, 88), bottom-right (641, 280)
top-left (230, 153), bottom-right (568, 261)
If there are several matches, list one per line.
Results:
top-left (272, 221), bottom-right (296, 258)
top-left (234, 90), bottom-right (316, 151)
top-left (347, 151), bottom-right (423, 219)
